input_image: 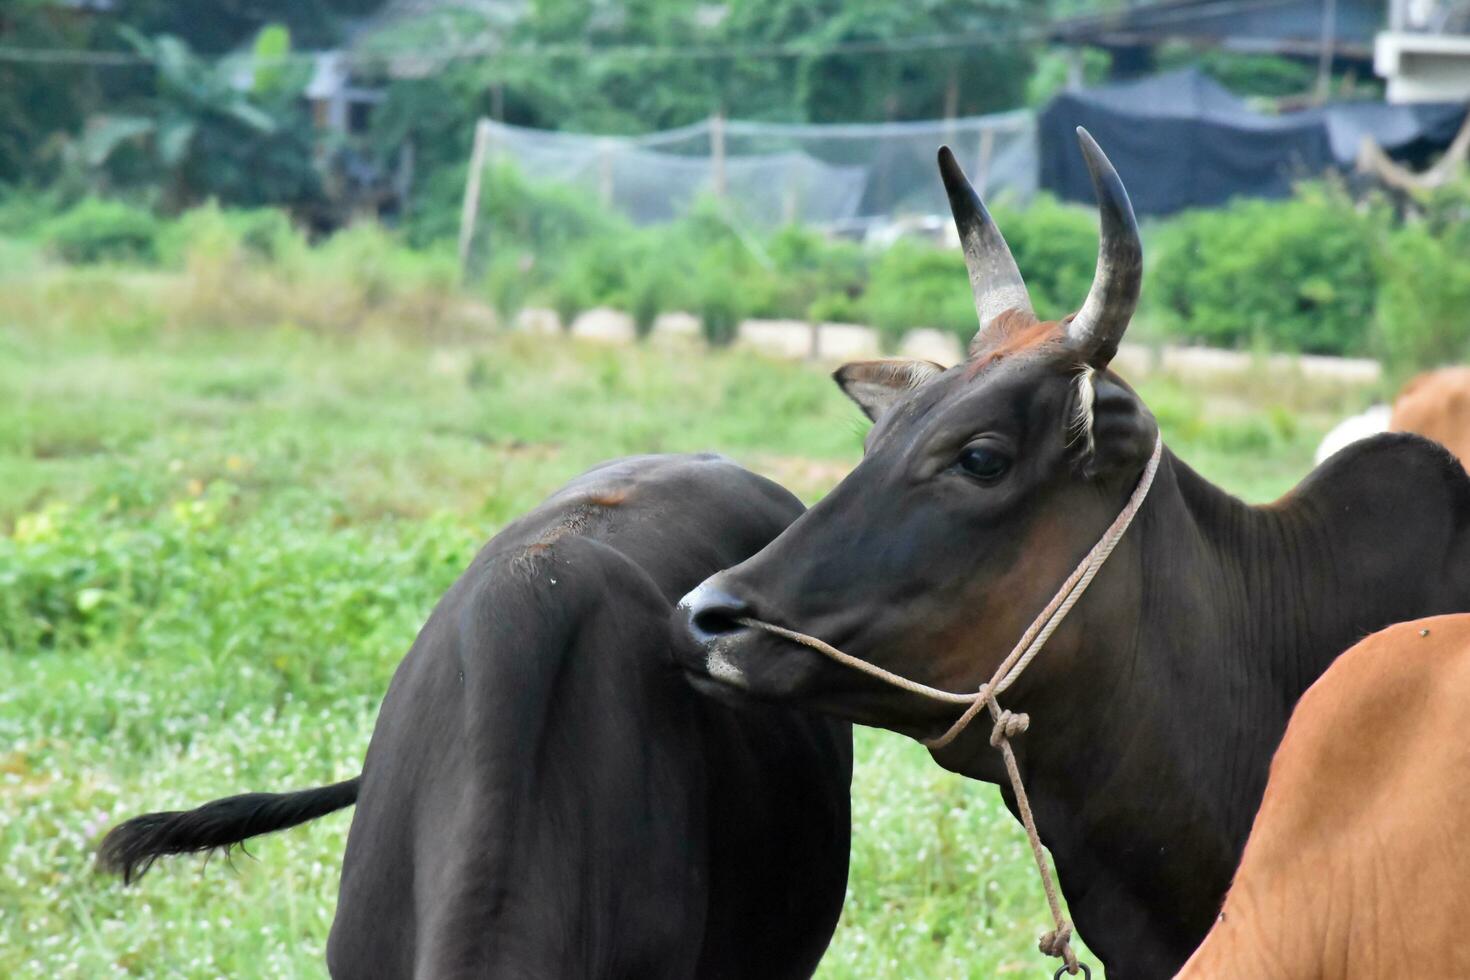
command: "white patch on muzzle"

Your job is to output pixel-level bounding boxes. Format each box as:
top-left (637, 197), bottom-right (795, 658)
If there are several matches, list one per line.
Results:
top-left (677, 581), bottom-right (712, 615)
top-left (679, 581), bottom-right (749, 688)
top-left (705, 648), bottom-right (747, 687)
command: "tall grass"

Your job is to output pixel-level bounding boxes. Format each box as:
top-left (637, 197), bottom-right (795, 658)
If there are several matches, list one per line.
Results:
top-left (1, 269), bottom-right (1341, 977)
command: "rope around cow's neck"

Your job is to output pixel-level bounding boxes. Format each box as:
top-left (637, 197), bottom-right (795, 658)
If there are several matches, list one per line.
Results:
top-left (737, 435), bottom-right (1163, 978)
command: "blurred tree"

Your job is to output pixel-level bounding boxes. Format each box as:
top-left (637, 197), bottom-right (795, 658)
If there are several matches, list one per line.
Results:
top-left (0, 0), bottom-right (389, 191)
top-left (80, 26), bottom-right (323, 210)
top-left (115, 0), bottom-right (389, 54)
top-left (0, 0), bottom-right (117, 186)
top-left (724, 0), bottom-right (1032, 124)
top-left (1157, 44), bottom-right (1317, 99)
top-left (2, 0), bottom-right (1130, 214)
top-left (370, 0), bottom-right (1038, 144)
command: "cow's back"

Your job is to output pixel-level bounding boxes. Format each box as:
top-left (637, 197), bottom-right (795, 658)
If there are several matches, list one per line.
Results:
top-left (1392, 366), bottom-right (1470, 469)
top-left (1179, 615), bottom-right (1470, 978)
top-left (328, 454), bottom-right (850, 979)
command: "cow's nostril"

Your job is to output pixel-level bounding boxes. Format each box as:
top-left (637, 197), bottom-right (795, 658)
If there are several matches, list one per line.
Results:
top-left (681, 582), bottom-right (754, 645)
top-left (692, 606), bottom-right (746, 637)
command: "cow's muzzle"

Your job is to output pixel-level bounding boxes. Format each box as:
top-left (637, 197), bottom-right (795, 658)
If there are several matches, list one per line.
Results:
top-left (679, 578), bottom-right (753, 647)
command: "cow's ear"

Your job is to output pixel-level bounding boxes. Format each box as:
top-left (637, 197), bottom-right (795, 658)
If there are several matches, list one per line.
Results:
top-left (1073, 369), bottom-right (1158, 477)
top-left (833, 360), bottom-right (944, 423)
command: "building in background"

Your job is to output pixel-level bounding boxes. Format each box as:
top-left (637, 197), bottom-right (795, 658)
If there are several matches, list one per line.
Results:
top-left (1377, 0), bottom-right (1470, 101)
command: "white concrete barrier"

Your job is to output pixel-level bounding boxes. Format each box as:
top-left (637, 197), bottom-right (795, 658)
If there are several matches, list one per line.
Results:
top-left (815, 323), bottom-right (882, 360)
top-left (514, 306), bottom-right (1384, 387)
top-left (650, 311), bottom-right (701, 344)
top-left (570, 308), bottom-right (636, 345)
top-left (898, 328), bottom-right (964, 366)
top-left (515, 307), bottom-right (561, 336)
top-left (737, 319), bottom-right (819, 359)
top-left (1113, 343), bottom-right (1382, 384)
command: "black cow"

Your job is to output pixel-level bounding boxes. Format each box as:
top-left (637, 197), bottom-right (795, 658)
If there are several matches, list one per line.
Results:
top-left (677, 134), bottom-right (1470, 977)
top-left (100, 454), bottom-right (852, 979)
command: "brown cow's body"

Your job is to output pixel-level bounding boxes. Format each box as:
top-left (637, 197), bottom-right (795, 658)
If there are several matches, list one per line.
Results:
top-left (1392, 367), bottom-right (1470, 468)
top-left (1179, 615), bottom-right (1470, 979)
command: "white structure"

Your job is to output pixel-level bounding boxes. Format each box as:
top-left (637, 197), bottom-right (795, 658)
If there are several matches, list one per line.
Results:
top-left (1314, 404), bottom-right (1392, 465)
top-left (1376, 0), bottom-right (1470, 102)
top-left (304, 52), bottom-right (385, 136)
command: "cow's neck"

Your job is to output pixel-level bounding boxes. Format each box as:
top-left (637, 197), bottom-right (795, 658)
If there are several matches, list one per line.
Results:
top-left (942, 445), bottom-right (1467, 978)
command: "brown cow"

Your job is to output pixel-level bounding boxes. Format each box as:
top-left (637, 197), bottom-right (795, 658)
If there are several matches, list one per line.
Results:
top-left (1178, 614), bottom-right (1470, 979)
top-left (1391, 366), bottom-right (1470, 469)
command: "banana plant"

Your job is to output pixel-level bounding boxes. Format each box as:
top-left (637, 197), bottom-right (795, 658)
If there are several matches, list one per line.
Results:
top-left (79, 25), bottom-right (308, 205)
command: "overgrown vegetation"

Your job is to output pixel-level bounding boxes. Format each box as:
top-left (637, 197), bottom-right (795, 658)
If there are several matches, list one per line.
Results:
top-left (0, 0), bottom-right (1078, 219)
top-left (1151, 184), bottom-right (1382, 357)
top-left (1, 275), bottom-right (1346, 976)
top-left (4, 0), bottom-right (1373, 238)
top-left (17, 164), bottom-right (1470, 376)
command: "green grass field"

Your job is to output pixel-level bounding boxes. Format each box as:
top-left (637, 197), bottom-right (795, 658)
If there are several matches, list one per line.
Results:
top-left (0, 268), bottom-right (1361, 978)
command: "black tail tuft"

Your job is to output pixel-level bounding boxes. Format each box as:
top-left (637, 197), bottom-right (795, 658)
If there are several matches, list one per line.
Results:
top-left (97, 776), bottom-right (360, 884)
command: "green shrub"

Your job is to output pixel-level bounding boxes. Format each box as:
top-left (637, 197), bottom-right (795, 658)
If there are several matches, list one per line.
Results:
top-left (0, 236), bottom-right (44, 285)
top-left (627, 264), bottom-right (677, 338)
top-left (0, 186), bottom-right (72, 237)
top-left (230, 207), bottom-right (301, 263)
top-left (759, 225), bottom-right (866, 321)
top-left (42, 198), bottom-right (159, 265)
top-left (1027, 47), bottom-right (1111, 106)
top-left (1151, 184), bottom-right (1381, 355)
top-left (695, 265), bottom-right (745, 347)
top-left (807, 290), bottom-right (862, 324)
top-left (1375, 221), bottom-right (1470, 375)
top-left (157, 202), bottom-right (305, 269)
top-left (1199, 413), bottom-right (1288, 454)
top-left (548, 259), bottom-right (596, 329)
top-left (865, 242), bottom-right (976, 347)
top-left (1410, 176), bottom-right (1470, 252)
top-left (401, 163), bottom-right (472, 249)
top-left (990, 193), bottom-right (1098, 320)
top-left (1157, 45), bottom-right (1315, 98)
top-left (479, 163), bottom-right (629, 258)
top-left (308, 223), bottom-right (458, 304)
top-left (484, 249), bottom-right (534, 324)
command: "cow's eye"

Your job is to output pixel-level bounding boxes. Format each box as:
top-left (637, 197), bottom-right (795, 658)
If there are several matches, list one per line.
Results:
top-left (956, 445), bottom-right (1011, 483)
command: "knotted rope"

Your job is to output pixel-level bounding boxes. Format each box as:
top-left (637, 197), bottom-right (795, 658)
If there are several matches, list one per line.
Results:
top-left (736, 435), bottom-right (1162, 976)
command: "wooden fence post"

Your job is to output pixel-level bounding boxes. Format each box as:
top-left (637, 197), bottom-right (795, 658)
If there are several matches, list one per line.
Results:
top-left (975, 127), bottom-right (996, 198)
top-left (458, 118), bottom-right (492, 273)
top-left (597, 139), bottom-right (615, 207)
top-left (711, 111), bottom-right (727, 199)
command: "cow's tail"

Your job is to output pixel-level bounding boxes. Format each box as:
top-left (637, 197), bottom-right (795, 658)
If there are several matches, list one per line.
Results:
top-left (97, 776), bottom-right (360, 884)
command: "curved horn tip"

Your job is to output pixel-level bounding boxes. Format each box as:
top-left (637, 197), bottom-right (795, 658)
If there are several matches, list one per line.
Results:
top-left (1067, 126), bottom-right (1143, 366)
top-left (1075, 126), bottom-right (1108, 166)
top-left (934, 140), bottom-right (1034, 336)
top-left (1074, 129), bottom-right (1134, 215)
top-left (936, 145), bottom-right (970, 194)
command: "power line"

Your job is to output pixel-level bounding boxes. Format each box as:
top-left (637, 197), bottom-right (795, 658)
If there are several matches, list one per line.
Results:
top-left (0, 27), bottom-right (1034, 71)
top-left (0, 45), bottom-right (146, 65)
top-left (0, 0), bottom-right (1317, 72)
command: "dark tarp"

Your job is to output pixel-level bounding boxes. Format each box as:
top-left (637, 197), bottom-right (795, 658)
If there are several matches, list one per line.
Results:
top-left (1048, 0), bottom-right (1383, 60)
top-left (1040, 69), bottom-right (1467, 215)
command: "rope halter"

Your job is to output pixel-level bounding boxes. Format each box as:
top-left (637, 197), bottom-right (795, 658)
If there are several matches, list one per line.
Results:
top-left (737, 434), bottom-right (1164, 976)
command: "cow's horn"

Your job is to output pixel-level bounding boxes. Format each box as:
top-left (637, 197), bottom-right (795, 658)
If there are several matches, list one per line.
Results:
top-left (937, 146), bottom-right (1034, 339)
top-left (1066, 127), bottom-right (1142, 368)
